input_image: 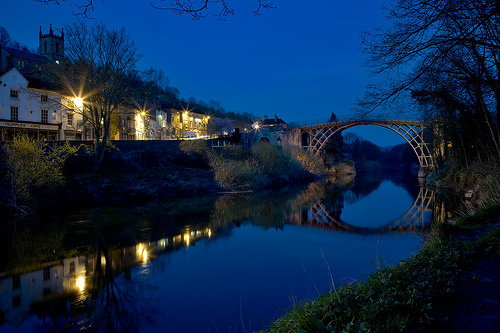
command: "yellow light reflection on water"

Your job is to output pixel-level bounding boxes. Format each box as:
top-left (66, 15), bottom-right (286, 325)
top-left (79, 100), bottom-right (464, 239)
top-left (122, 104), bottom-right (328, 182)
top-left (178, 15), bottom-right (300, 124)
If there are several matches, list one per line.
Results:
top-left (137, 243), bottom-right (148, 263)
top-left (76, 276), bottom-right (85, 292)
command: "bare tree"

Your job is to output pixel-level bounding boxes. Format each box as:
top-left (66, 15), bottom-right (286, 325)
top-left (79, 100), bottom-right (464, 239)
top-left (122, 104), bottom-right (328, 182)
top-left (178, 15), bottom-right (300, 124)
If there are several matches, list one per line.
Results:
top-left (33, 0), bottom-right (276, 19)
top-left (55, 21), bottom-right (141, 169)
top-left (358, 0), bottom-right (500, 164)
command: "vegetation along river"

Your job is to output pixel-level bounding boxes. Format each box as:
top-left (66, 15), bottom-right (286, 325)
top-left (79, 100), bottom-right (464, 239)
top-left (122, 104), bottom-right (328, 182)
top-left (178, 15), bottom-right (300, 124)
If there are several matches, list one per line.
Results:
top-left (0, 172), bottom-right (435, 332)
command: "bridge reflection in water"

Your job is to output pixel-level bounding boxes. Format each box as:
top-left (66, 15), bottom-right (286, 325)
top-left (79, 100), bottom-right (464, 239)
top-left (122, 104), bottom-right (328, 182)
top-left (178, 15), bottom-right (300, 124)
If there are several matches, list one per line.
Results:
top-left (286, 186), bottom-right (434, 234)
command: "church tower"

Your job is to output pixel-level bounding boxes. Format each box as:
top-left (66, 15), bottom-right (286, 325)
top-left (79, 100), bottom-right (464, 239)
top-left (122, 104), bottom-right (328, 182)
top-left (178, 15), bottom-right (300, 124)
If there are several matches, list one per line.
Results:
top-left (39, 24), bottom-right (64, 62)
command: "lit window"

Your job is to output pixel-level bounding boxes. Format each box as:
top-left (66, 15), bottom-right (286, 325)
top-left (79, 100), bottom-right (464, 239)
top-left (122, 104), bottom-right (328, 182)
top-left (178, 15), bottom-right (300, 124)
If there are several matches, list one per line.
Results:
top-left (41, 110), bottom-right (48, 123)
top-left (10, 90), bottom-right (18, 99)
top-left (11, 106), bottom-right (19, 120)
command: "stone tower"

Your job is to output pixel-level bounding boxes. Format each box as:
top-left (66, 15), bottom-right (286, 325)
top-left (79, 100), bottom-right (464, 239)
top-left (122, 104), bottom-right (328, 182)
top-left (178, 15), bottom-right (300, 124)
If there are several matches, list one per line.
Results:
top-left (39, 24), bottom-right (64, 62)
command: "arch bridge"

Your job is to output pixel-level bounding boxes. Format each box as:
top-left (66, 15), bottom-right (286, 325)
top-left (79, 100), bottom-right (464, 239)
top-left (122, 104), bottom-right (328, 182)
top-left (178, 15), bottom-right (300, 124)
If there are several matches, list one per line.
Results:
top-left (291, 117), bottom-right (435, 173)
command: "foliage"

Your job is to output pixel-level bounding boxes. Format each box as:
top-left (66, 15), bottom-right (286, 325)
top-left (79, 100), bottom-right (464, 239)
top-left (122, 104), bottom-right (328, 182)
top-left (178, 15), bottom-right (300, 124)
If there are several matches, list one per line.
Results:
top-left (284, 144), bottom-right (325, 176)
top-left (251, 142), bottom-right (294, 176)
top-left (180, 139), bottom-right (209, 156)
top-left (3, 135), bottom-right (78, 208)
top-left (208, 142), bottom-right (318, 191)
top-left (208, 150), bottom-right (267, 191)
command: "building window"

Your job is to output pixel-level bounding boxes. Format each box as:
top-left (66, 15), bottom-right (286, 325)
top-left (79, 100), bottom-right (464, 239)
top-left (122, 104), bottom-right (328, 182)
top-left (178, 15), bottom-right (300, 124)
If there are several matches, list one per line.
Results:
top-left (43, 267), bottom-right (51, 281)
top-left (41, 110), bottom-right (48, 123)
top-left (41, 94), bottom-right (48, 102)
top-left (10, 90), bottom-right (18, 99)
top-left (11, 106), bottom-right (19, 121)
top-left (67, 114), bottom-right (73, 126)
top-left (69, 261), bottom-right (75, 275)
top-left (12, 275), bottom-right (21, 290)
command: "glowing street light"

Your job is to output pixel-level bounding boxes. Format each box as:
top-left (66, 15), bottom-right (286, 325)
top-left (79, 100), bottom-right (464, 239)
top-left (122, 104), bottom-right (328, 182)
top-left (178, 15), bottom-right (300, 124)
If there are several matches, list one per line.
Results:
top-left (73, 97), bottom-right (83, 111)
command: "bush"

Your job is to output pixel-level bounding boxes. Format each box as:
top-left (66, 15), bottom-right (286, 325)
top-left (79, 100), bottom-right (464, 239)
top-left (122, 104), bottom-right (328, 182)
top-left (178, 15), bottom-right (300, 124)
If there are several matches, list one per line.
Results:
top-left (4, 135), bottom-right (78, 206)
top-left (251, 142), bottom-right (290, 175)
top-left (208, 150), bottom-right (267, 191)
top-left (284, 144), bottom-right (326, 176)
top-left (180, 139), bottom-right (208, 156)
top-left (208, 142), bottom-right (320, 191)
top-left (220, 145), bottom-right (253, 160)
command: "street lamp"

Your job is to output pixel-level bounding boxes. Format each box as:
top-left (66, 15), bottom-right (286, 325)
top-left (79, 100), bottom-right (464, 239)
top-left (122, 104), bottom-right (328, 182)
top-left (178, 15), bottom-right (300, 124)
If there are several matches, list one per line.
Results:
top-left (73, 97), bottom-right (83, 111)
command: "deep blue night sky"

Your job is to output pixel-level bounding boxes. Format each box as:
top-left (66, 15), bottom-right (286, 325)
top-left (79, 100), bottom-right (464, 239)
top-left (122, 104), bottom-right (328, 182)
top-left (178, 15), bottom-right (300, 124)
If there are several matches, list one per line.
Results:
top-left (1, 0), bottom-right (407, 146)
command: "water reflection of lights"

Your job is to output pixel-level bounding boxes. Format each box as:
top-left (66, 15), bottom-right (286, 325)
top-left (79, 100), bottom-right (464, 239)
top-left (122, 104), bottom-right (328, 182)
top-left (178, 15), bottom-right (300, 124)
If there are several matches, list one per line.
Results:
top-left (76, 276), bottom-right (85, 292)
top-left (137, 243), bottom-right (148, 264)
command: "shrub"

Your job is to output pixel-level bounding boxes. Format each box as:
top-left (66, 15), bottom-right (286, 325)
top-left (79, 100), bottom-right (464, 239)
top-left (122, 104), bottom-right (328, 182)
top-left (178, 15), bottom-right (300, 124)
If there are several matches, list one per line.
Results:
top-left (180, 139), bottom-right (208, 156)
top-left (252, 142), bottom-right (291, 174)
top-left (208, 150), bottom-right (267, 191)
top-left (284, 144), bottom-right (326, 176)
top-left (4, 135), bottom-right (78, 206)
top-left (221, 145), bottom-right (253, 160)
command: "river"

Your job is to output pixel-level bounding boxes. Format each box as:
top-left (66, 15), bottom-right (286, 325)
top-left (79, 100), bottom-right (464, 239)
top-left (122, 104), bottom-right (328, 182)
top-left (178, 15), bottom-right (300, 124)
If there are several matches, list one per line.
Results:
top-left (0, 173), bottom-right (434, 332)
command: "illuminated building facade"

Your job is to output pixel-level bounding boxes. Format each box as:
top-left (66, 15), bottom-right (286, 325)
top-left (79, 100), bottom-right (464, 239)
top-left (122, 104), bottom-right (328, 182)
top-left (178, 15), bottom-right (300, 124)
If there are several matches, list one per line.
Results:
top-left (169, 107), bottom-right (210, 139)
top-left (250, 114), bottom-right (288, 146)
top-left (0, 68), bottom-right (83, 141)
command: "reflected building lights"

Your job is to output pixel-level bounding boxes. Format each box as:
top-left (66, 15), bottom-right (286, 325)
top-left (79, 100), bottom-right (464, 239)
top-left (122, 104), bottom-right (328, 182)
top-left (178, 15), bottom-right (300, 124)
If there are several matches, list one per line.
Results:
top-left (76, 276), bottom-right (85, 292)
top-left (0, 222), bottom-right (219, 328)
top-left (136, 243), bottom-right (148, 263)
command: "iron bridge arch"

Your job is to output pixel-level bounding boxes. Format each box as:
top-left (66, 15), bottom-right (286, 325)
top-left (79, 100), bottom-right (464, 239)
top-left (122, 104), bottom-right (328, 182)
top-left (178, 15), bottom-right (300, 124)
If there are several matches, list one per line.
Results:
top-left (299, 119), bottom-right (434, 168)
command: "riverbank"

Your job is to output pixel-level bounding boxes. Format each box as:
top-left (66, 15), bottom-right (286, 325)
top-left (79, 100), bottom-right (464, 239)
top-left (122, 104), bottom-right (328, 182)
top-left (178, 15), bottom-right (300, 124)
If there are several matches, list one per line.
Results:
top-left (0, 139), bottom-right (322, 219)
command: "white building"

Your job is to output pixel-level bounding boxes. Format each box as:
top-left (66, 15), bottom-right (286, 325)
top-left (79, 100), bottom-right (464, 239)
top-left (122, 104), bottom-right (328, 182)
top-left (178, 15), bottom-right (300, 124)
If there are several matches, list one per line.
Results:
top-left (0, 68), bottom-right (83, 141)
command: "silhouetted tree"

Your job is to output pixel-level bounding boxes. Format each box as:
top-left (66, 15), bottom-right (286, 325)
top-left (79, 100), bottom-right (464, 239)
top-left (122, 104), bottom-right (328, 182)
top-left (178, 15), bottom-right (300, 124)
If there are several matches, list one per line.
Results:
top-left (358, 0), bottom-right (500, 166)
top-left (0, 26), bottom-right (12, 47)
top-left (322, 112), bottom-right (344, 161)
top-left (34, 0), bottom-right (276, 20)
top-left (53, 21), bottom-right (141, 169)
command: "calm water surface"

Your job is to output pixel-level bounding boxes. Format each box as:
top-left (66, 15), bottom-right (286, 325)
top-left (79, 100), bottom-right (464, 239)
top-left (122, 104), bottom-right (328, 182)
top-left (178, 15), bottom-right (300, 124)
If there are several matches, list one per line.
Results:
top-left (0, 174), bottom-right (434, 332)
